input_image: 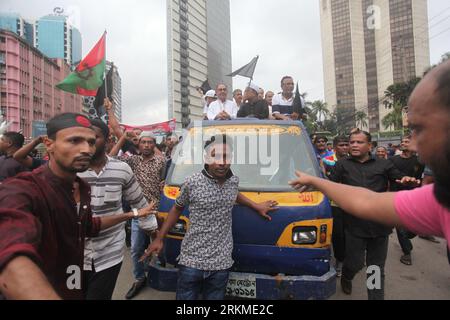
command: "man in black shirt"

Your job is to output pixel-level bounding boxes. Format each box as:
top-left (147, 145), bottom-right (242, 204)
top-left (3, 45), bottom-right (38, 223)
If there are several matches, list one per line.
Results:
top-left (390, 135), bottom-right (425, 266)
top-left (237, 83), bottom-right (269, 120)
top-left (329, 130), bottom-right (417, 300)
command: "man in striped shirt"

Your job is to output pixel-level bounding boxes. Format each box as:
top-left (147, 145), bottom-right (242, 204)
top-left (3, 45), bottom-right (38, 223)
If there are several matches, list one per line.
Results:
top-left (79, 119), bottom-right (153, 300)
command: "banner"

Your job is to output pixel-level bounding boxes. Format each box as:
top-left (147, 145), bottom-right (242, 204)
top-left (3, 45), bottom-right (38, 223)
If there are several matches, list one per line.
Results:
top-left (120, 119), bottom-right (176, 136)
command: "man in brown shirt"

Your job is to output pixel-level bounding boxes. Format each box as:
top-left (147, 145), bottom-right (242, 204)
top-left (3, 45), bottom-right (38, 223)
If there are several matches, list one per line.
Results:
top-left (0, 114), bottom-right (154, 300)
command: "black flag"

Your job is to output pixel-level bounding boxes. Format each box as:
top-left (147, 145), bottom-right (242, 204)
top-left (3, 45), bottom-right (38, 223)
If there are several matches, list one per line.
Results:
top-left (292, 82), bottom-right (306, 117)
top-left (93, 67), bottom-right (113, 119)
top-left (227, 56), bottom-right (259, 79)
top-left (196, 79), bottom-right (212, 95)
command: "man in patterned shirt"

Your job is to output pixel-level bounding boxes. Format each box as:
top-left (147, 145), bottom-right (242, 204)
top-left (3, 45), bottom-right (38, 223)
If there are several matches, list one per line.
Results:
top-left (110, 131), bottom-right (166, 299)
top-left (142, 135), bottom-right (277, 300)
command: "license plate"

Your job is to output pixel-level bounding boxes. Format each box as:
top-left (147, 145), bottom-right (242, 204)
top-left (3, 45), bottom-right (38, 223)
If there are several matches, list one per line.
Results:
top-left (226, 274), bottom-right (256, 299)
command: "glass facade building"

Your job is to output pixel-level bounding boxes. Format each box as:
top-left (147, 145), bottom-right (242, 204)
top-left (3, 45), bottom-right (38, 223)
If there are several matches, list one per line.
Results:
top-left (320, 0), bottom-right (430, 132)
top-left (0, 13), bottom-right (34, 46)
top-left (36, 14), bottom-right (81, 66)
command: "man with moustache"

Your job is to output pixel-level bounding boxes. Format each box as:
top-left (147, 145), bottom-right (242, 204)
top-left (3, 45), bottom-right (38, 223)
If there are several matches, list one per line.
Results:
top-left (0, 113), bottom-right (155, 300)
top-left (289, 63), bottom-right (450, 294)
top-left (110, 131), bottom-right (166, 299)
top-left (301, 129), bottom-right (418, 300)
top-left (78, 119), bottom-right (155, 300)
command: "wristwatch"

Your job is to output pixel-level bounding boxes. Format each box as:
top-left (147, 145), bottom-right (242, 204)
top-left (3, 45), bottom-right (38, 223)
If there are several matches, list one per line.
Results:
top-left (132, 208), bottom-right (139, 218)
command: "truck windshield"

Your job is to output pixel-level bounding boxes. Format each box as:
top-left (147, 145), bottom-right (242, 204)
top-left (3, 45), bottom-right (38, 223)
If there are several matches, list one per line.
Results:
top-left (167, 123), bottom-right (321, 192)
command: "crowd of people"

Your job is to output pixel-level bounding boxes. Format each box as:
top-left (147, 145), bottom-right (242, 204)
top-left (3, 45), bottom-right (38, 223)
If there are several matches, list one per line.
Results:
top-left (202, 75), bottom-right (306, 121)
top-left (0, 60), bottom-right (449, 300)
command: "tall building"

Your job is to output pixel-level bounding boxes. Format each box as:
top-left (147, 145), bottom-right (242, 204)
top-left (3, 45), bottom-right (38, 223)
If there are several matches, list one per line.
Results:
top-left (206, 0), bottom-right (232, 92)
top-left (320, 0), bottom-right (430, 132)
top-left (167, 0), bottom-right (232, 129)
top-left (36, 14), bottom-right (82, 66)
top-left (0, 13), bottom-right (34, 46)
top-left (0, 29), bottom-right (82, 138)
top-left (107, 61), bottom-right (122, 123)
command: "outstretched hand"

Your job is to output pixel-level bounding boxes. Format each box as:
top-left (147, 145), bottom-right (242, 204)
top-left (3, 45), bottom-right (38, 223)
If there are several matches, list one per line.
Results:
top-left (288, 171), bottom-right (315, 193)
top-left (136, 201), bottom-right (157, 218)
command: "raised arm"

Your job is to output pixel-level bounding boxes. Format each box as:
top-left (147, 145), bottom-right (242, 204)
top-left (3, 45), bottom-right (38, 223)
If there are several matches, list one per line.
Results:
top-left (13, 136), bottom-right (46, 168)
top-left (104, 98), bottom-right (124, 140)
top-left (109, 131), bottom-right (135, 157)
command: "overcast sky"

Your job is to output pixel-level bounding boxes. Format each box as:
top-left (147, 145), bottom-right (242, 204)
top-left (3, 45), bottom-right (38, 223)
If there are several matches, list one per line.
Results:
top-left (1, 0), bottom-right (450, 125)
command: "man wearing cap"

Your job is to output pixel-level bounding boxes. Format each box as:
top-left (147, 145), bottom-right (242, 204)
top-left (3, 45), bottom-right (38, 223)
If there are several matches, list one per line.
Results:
top-left (237, 83), bottom-right (270, 120)
top-left (207, 84), bottom-right (238, 121)
top-left (315, 135), bottom-right (335, 161)
top-left (202, 90), bottom-right (217, 120)
top-left (0, 113), bottom-right (155, 300)
top-left (110, 131), bottom-right (166, 299)
top-left (78, 119), bottom-right (155, 300)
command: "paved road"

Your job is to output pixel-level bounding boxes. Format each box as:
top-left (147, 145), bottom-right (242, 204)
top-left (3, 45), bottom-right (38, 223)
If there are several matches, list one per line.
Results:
top-left (112, 234), bottom-right (450, 300)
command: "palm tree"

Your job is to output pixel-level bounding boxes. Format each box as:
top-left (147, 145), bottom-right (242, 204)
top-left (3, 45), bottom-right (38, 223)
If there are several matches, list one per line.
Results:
top-left (382, 102), bottom-right (403, 131)
top-left (310, 100), bottom-right (330, 126)
top-left (355, 111), bottom-right (368, 129)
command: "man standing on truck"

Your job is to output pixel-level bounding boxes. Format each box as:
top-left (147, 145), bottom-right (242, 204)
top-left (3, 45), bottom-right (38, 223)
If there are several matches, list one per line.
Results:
top-left (141, 135), bottom-right (278, 300)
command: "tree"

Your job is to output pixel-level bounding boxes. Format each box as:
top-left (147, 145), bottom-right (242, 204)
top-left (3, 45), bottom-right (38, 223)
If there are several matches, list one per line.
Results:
top-left (382, 102), bottom-right (403, 131)
top-left (355, 111), bottom-right (368, 129)
top-left (309, 100), bottom-right (330, 130)
top-left (383, 77), bottom-right (421, 110)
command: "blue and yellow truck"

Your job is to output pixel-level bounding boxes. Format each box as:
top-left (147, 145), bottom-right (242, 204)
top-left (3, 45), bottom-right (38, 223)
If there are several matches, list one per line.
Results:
top-left (148, 120), bottom-right (336, 300)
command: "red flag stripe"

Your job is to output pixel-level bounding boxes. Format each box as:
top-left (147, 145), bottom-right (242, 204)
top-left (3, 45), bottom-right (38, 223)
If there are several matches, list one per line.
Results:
top-left (77, 87), bottom-right (99, 96)
top-left (76, 33), bottom-right (106, 72)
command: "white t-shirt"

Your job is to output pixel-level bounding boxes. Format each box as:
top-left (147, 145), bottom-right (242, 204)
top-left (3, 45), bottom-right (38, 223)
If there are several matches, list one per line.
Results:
top-left (271, 93), bottom-right (304, 115)
top-left (207, 99), bottom-right (238, 120)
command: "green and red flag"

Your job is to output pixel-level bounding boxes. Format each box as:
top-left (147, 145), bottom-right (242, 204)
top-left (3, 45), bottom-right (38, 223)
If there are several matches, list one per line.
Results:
top-left (56, 32), bottom-right (106, 96)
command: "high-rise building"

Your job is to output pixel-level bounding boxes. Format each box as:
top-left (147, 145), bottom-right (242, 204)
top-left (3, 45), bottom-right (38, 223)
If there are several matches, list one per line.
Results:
top-left (320, 0), bottom-right (430, 132)
top-left (206, 0), bottom-right (232, 92)
top-left (0, 29), bottom-right (82, 138)
top-left (0, 13), bottom-right (34, 46)
top-left (167, 0), bottom-right (232, 129)
top-left (107, 61), bottom-right (122, 123)
top-left (36, 14), bottom-right (82, 66)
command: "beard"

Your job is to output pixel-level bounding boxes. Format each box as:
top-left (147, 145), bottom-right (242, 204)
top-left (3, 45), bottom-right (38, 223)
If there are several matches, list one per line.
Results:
top-left (431, 143), bottom-right (450, 210)
top-left (92, 144), bottom-right (106, 161)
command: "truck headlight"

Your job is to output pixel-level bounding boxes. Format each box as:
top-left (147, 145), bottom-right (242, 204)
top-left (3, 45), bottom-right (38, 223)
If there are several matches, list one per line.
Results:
top-left (292, 226), bottom-right (317, 245)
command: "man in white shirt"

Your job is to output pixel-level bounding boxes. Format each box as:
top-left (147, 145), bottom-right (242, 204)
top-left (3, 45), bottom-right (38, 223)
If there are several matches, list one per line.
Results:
top-left (233, 89), bottom-right (243, 109)
top-left (202, 90), bottom-right (217, 120)
top-left (272, 76), bottom-right (302, 121)
top-left (207, 84), bottom-right (238, 120)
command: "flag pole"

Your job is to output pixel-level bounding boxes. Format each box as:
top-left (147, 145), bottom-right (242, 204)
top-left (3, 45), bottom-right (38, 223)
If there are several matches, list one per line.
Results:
top-left (103, 31), bottom-right (108, 102)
